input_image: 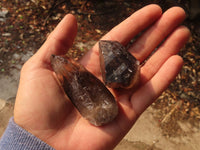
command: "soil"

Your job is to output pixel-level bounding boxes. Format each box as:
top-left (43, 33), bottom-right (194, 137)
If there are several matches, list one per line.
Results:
top-left (0, 1), bottom-right (200, 150)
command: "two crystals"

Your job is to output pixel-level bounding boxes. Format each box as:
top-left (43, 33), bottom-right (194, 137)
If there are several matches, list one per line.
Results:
top-left (50, 40), bottom-right (140, 126)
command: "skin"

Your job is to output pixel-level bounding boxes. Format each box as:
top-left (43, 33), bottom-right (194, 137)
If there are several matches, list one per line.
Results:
top-left (14, 4), bottom-right (190, 150)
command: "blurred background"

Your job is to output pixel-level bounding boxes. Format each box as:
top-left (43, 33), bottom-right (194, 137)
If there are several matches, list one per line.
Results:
top-left (0, 0), bottom-right (199, 149)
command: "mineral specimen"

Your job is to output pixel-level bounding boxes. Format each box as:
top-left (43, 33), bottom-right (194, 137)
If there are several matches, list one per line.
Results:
top-left (50, 55), bottom-right (118, 126)
top-left (99, 40), bottom-right (140, 89)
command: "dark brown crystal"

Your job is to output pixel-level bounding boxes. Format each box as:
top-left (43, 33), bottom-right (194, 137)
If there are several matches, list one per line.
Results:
top-left (99, 40), bottom-right (140, 89)
top-left (50, 55), bottom-right (118, 126)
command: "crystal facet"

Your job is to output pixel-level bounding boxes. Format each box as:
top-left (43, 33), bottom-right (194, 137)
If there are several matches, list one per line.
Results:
top-left (50, 55), bottom-right (118, 126)
top-left (99, 40), bottom-right (140, 89)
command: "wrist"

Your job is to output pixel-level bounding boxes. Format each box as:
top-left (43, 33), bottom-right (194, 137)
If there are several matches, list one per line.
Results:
top-left (0, 117), bottom-right (54, 150)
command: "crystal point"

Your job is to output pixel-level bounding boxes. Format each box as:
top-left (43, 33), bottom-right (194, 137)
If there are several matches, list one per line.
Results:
top-left (99, 40), bottom-right (140, 89)
top-left (50, 55), bottom-right (118, 126)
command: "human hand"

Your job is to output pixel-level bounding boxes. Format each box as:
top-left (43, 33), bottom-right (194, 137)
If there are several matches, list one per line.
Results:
top-left (14, 4), bottom-right (190, 150)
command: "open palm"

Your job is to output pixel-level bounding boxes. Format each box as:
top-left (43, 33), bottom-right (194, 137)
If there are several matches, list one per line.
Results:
top-left (14, 5), bottom-right (190, 150)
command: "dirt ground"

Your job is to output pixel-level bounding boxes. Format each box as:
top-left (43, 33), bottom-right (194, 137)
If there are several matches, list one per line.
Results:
top-left (0, 1), bottom-right (200, 150)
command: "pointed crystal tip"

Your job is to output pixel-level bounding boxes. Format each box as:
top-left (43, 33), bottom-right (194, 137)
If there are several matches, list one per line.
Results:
top-left (50, 55), bottom-right (118, 126)
top-left (99, 40), bottom-right (140, 89)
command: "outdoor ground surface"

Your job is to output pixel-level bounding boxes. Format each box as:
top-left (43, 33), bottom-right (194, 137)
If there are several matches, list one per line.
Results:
top-left (0, 1), bottom-right (200, 149)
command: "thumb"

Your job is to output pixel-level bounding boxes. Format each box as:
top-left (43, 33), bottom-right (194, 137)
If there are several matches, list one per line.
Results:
top-left (34, 14), bottom-right (77, 66)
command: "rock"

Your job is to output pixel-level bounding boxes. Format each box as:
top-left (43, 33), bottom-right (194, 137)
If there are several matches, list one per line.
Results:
top-left (50, 55), bottom-right (118, 126)
top-left (0, 7), bottom-right (8, 22)
top-left (0, 7), bottom-right (8, 18)
top-left (2, 33), bottom-right (11, 37)
top-left (99, 40), bottom-right (140, 89)
top-left (12, 53), bottom-right (21, 61)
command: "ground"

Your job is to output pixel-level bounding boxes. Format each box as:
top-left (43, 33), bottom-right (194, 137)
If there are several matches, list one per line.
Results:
top-left (0, 1), bottom-right (200, 149)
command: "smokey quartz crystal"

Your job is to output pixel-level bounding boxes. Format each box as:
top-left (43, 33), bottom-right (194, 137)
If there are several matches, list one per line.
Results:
top-left (99, 40), bottom-right (140, 89)
top-left (50, 55), bottom-right (118, 126)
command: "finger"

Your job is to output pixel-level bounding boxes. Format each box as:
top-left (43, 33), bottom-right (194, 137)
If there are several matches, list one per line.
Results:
top-left (129, 7), bottom-right (186, 62)
top-left (101, 4), bottom-right (162, 44)
top-left (80, 4), bottom-right (162, 74)
top-left (36, 14), bottom-right (77, 64)
top-left (140, 26), bottom-right (190, 85)
top-left (131, 55), bottom-right (183, 116)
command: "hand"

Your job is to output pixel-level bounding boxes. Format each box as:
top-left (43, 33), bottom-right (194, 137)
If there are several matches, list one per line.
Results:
top-left (14, 4), bottom-right (190, 150)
